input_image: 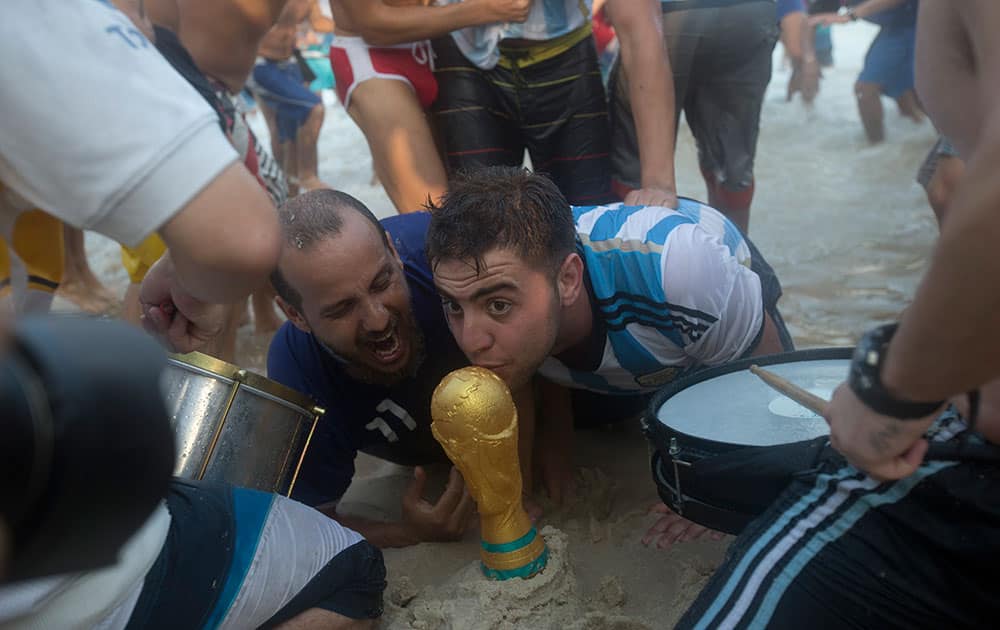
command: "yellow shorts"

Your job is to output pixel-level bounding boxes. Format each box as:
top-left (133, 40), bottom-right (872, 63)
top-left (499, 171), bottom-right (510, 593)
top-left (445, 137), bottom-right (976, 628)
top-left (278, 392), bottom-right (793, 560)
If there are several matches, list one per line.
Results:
top-left (120, 234), bottom-right (167, 284)
top-left (0, 209), bottom-right (65, 298)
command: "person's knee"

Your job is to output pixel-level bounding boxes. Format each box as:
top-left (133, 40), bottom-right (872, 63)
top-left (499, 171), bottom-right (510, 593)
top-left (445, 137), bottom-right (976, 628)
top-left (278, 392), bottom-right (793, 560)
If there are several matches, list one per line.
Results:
top-left (926, 156), bottom-right (964, 222)
top-left (854, 81), bottom-right (881, 101)
top-left (303, 104), bottom-right (324, 133)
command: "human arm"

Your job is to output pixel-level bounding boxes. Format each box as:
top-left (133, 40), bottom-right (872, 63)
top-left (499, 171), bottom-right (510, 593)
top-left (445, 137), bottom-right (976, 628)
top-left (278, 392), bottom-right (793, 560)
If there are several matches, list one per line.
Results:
top-left (779, 3), bottom-right (819, 103)
top-left (0, 3), bottom-right (278, 351)
top-left (319, 466), bottom-right (476, 548)
top-left (824, 1), bottom-right (1000, 480)
top-left (334, 0), bottom-right (530, 46)
top-left (173, 0), bottom-right (286, 91)
top-left (810, 0), bottom-right (907, 26)
top-left (309, 0), bottom-right (335, 32)
top-left (606, 0), bottom-right (678, 208)
top-left (534, 379), bottom-right (576, 505)
top-left (138, 161), bottom-right (279, 352)
top-left (873, 0), bottom-right (1000, 403)
top-left (154, 162), bottom-right (280, 303)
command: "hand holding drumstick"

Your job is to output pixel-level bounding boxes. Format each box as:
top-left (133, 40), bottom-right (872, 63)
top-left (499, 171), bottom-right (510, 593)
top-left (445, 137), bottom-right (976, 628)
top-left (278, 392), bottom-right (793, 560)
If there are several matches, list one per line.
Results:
top-left (750, 365), bottom-right (998, 466)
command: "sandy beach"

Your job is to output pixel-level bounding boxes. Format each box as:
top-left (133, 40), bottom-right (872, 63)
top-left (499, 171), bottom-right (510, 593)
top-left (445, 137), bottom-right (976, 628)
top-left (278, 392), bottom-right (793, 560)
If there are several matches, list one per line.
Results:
top-left (64, 20), bottom-right (939, 628)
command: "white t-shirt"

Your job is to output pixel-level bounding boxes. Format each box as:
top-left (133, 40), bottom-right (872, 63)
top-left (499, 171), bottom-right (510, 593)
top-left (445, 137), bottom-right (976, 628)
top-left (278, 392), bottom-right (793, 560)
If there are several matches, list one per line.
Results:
top-left (0, 0), bottom-right (238, 248)
top-left (540, 201), bottom-right (763, 393)
top-left (0, 503), bottom-right (171, 630)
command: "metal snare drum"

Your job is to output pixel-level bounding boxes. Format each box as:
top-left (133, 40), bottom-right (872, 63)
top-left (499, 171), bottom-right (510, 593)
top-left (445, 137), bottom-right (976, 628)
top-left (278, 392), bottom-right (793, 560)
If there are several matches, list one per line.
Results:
top-left (163, 352), bottom-right (325, 496)
top-left (642, 348), bottom-right (850, 534)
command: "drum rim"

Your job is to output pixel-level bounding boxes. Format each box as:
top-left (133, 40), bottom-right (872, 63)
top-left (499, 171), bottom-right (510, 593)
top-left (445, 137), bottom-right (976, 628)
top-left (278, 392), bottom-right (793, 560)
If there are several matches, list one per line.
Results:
top-left (168, 351), bottom-right (321, 414)
top-left (645, 347), bottom-right (854, 446)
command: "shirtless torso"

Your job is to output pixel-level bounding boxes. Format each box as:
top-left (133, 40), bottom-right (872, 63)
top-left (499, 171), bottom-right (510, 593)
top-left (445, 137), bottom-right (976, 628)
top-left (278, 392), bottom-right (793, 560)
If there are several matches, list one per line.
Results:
top-left (258, 0), bottom-right (316, 61)
top-left (147, 0), bottom-right (288, 92)
top-left (331, 0), bottom-right (429, 38)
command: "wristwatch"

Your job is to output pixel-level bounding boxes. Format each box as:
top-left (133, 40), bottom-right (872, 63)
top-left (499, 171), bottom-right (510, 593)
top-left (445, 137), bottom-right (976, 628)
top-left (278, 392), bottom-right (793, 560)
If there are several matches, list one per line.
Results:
top-left (838, 6), bottom-right (859, 21)
top-left (848, 323), bottom-right (946, 419)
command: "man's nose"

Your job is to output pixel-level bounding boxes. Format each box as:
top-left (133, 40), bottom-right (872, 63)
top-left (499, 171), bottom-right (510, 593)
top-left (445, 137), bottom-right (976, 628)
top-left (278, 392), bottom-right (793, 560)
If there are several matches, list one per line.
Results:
top-left (360, 297), bottom-right (391, 333)
top-left (460, 311), bottom-right (494, 357)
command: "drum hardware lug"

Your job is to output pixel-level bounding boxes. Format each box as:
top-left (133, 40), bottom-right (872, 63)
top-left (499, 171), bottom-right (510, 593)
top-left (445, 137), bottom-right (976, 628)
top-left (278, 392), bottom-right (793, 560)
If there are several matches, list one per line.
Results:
top-left (666, 438), bottom-right (693, 516)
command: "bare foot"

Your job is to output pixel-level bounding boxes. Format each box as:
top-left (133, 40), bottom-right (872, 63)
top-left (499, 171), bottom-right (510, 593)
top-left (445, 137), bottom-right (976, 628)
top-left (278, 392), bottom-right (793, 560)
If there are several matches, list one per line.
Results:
top-left (57, 279), bottom-right (119, 314)
top-left (642, 502), bottom-right (727, 549)
top-left (298, 176), bottom-right (331, 192)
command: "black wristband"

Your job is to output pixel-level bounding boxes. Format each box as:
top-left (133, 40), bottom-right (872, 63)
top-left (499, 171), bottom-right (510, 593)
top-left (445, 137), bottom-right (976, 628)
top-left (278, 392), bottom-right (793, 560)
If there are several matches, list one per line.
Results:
top-left (848, 323), bottom-right (946, 419)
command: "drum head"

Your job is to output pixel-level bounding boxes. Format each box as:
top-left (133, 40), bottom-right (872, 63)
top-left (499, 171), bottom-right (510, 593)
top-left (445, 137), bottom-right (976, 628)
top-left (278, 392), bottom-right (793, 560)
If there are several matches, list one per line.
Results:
top-left (650, 348), bottom-right (852, 447)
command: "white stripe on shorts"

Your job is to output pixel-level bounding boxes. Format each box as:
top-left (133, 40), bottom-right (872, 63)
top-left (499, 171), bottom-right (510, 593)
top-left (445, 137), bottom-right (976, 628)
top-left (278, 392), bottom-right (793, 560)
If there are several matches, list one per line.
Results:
top-left (217, 496), bottom-right (364, 630)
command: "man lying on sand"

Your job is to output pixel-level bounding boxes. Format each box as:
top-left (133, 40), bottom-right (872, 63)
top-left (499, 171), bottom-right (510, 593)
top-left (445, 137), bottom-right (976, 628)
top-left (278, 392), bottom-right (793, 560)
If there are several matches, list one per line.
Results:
top-left (425, 166), bottom-right (794, 547)
top-left (267, 190), bottom-right (477, 548)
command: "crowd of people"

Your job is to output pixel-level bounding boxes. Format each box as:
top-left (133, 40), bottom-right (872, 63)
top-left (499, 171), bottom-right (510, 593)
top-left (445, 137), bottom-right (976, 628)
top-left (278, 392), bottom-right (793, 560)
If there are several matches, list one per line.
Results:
top-left (1, 0), bottom-right (996, 628)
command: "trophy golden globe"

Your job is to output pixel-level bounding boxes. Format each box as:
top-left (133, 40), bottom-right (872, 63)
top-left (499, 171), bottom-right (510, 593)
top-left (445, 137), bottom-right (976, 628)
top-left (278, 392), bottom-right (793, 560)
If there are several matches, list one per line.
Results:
top-left (430, 366), bottom-right (548, 580)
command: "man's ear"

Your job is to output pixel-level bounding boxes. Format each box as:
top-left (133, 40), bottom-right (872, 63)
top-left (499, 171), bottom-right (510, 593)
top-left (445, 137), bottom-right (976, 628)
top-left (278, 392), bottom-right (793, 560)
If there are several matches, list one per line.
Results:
top-left (276, 296), bottom-right (311, 333)
top-left (555, 252), bottom-right (584, 306)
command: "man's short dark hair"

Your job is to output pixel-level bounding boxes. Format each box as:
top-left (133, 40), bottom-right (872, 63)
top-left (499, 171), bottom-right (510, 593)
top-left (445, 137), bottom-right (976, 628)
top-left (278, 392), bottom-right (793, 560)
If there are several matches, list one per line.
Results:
top-left (425, 167), bottom-right (577, 275)
top-left (270, 189), bottom-right (387, 311)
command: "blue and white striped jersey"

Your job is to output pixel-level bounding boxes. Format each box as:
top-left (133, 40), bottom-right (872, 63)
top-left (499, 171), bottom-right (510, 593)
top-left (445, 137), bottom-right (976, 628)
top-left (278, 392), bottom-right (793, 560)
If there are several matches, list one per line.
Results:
top-left (441, 0), bottom-right (592, 69)
top-left (538, 200), bottom-right (764, 394)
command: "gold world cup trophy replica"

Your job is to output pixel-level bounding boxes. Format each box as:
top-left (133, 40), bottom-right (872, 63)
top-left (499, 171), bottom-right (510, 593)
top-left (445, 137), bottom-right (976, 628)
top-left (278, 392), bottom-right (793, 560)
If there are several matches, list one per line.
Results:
top-left (430, 367), bottom-right (548, 580)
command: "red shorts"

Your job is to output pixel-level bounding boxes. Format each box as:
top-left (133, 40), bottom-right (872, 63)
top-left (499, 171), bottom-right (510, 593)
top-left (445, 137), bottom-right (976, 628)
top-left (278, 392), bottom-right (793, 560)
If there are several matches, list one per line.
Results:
top-left (329, 37), bottom-right (438, 110)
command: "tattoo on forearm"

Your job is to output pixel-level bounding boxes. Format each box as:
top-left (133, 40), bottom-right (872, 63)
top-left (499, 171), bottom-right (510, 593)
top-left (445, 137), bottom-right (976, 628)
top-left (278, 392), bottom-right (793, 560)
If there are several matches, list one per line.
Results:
top-left (869, 419), bottom-right (901, 455)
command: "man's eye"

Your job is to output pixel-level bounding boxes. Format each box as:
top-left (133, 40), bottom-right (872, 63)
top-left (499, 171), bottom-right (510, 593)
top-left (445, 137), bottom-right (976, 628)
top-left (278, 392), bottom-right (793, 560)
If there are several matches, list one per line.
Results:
top-left (442, 300), bottom-right (462, 315)
top-left (372, 272), bottom-right (392, 292)
top-left (487, 300), bottom-right (512, 316)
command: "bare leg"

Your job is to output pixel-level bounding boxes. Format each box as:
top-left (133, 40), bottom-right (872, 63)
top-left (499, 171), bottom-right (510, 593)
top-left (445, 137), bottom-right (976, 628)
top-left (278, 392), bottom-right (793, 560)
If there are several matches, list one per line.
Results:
top-left (347, 80), bottom-right (448, 214)
top-left (274, 608), bottom-right (376, 630)
top-left (924, 154), bottom-right (965, 226)
top-left (200, 301), bottom-right (245, 363)
top-left (259, 100), bottom-right (299, 197)
top-left (895, 88), bottom-right (925, 124)
top-left (701, 166), bottom-right (753, 235)
top-left (260, 100), bottom-right (283, 166)
top-left (252, 284), bottom-right (283, 335)
top-left (58, 225), bottom-right (118, 313)
top-left (122, 282), bottom-right (143, 326)
top-left (855, 81), bottom-right (885, 143)
top-left (296, 104), bottom-right (332, 191)
top-left (283, 137), bottom-right (300, 197)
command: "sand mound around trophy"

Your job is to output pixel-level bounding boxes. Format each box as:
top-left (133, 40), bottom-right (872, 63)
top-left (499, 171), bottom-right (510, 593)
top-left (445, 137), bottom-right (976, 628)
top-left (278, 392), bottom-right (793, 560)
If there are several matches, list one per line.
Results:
top-left (383, 527), bottom-right (654, 630)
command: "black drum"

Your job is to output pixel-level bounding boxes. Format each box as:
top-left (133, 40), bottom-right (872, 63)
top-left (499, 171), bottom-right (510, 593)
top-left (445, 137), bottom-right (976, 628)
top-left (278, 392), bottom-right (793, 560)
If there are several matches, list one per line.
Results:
top-left (642, 348), bottom-right (851, 534)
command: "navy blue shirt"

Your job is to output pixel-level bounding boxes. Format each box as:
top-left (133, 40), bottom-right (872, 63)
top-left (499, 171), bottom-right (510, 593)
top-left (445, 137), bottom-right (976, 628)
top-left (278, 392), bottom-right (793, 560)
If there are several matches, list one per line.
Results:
top-left (776, 0), bottom-right (805, 21)
top-left (267, 212), bottom-right (468, 506)
top-left (853, 0), bottom-right (917, 28)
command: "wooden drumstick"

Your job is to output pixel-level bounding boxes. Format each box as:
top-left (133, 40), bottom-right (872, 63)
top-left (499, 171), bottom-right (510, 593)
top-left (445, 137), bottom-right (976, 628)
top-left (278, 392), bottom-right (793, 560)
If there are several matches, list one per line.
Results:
top-left (749, 365), bottom-right (829, 416)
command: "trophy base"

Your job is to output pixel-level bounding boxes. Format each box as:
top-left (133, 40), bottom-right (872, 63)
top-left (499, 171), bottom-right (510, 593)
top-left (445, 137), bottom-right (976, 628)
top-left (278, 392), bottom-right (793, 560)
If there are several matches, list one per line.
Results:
top-left (481, 546), bottom-right (549, 580)
top-left (480, 526), bottom-right (549, 580)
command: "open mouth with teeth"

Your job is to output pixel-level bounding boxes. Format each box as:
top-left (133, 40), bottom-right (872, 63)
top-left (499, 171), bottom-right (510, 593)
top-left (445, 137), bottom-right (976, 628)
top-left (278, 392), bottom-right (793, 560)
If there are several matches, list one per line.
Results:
top-left (366, 326), bottom-right (406, 365)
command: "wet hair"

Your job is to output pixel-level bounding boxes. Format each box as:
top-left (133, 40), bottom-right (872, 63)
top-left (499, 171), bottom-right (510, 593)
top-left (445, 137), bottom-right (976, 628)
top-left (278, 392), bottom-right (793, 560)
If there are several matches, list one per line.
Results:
top-left (425, 167), bottom-right (577, 275)
top-left (270, 189), bottom-right (388, 311)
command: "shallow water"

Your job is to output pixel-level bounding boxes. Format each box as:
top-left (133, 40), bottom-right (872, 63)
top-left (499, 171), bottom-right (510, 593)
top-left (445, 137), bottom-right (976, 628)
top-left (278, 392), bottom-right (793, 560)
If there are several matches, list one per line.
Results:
top-left (81, 22), bottom-right (938, 364)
